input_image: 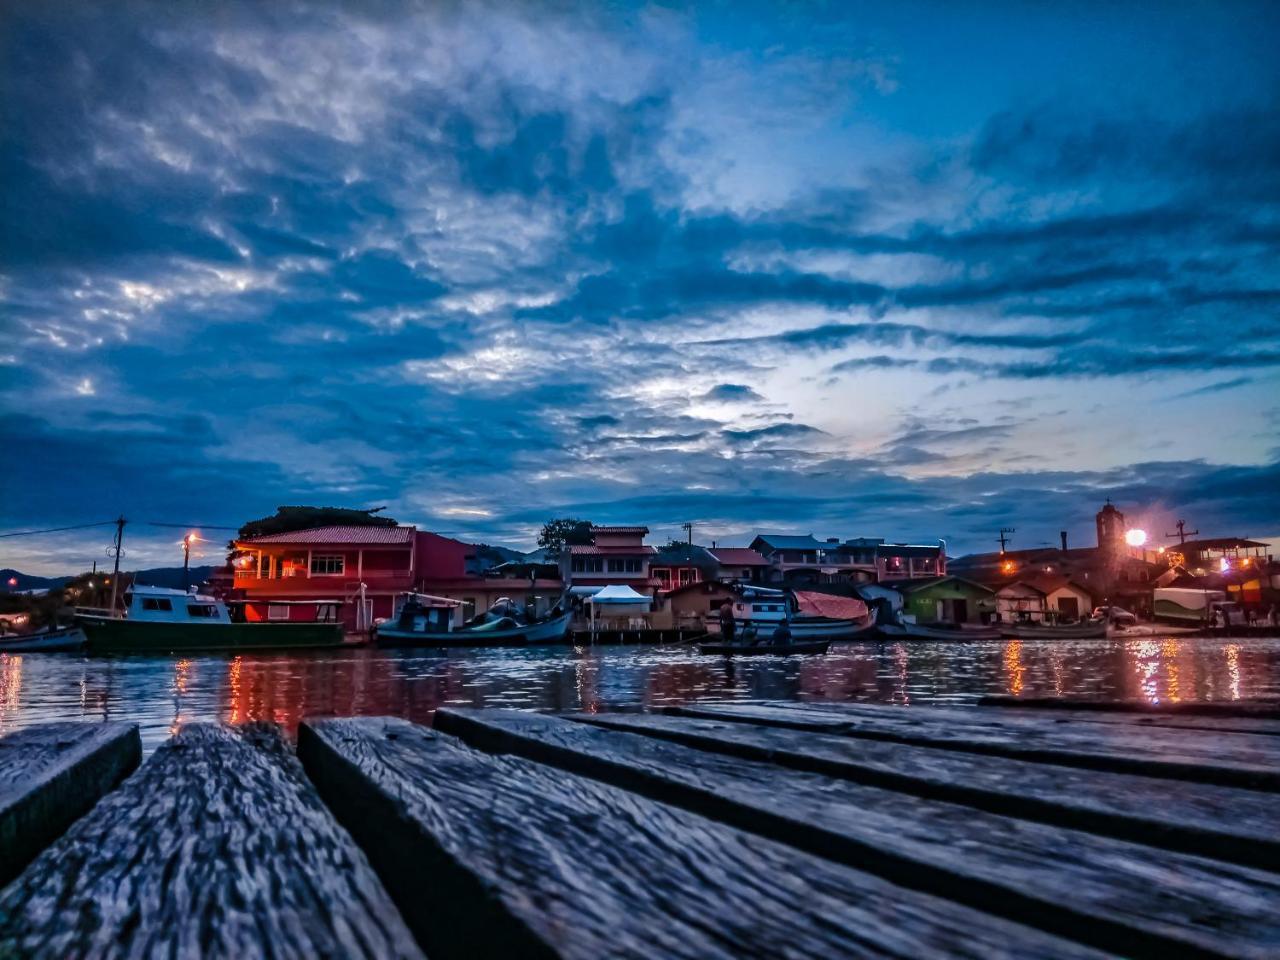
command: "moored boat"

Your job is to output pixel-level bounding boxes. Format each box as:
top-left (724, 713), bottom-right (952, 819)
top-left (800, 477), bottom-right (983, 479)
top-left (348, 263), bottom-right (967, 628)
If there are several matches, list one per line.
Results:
top-left (0, 624), bottom-right (87, 653)
top-left (704, 587), bottom-right (876, 641)
top-left (374, 593), bottom-right (573, 647)
top-left (875, 621), bottom-right (1003, 641)
top-left (999, 619), bottom-right (1107, 640)
top-left (698, 640), bottom-right (830, 656)
top-left (76, 585), bottom-right (343, 653)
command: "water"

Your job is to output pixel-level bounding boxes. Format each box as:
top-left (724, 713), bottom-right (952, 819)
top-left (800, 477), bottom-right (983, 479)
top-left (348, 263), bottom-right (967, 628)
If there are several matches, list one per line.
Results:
top-left (2, 636), bottom-right (1279, 753)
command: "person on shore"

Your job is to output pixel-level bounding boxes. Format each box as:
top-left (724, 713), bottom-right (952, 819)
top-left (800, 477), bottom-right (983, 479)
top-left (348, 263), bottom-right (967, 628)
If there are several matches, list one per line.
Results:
top-left (718, 601), bottom-right (737, 645)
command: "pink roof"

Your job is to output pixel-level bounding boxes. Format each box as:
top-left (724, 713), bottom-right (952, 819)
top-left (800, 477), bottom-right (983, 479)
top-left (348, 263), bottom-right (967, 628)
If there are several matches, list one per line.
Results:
top-left (569, 544), bottom-right (658, 555)
top-left (240, 525), bottom-right (416, 545)
top-left (709, 547), bottom-right (770, 566)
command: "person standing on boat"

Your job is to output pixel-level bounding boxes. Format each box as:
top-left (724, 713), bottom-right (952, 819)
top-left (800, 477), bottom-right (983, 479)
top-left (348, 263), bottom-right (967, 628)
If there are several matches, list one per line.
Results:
top-left (718, 601), bottom-right (737, 645)
top-left (770, 615), bottom-right (793, 647)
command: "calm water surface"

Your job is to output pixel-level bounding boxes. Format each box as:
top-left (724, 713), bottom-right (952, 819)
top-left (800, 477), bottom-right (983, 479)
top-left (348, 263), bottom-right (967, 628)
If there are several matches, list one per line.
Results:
top-left (3, 636), bottom-right (1278, 752)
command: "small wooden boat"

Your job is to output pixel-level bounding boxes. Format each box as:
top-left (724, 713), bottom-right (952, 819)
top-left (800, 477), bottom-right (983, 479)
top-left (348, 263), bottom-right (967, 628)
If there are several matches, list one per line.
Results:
top-left (374, 594), bottom-right (572, 648)
top-left (77, 586), bottom-right (343, 653)
top-left (875, 622), bottom-right (1002, 641)
top-left (704, 588), bottom-right (876, 641)
top-left (698, 640), bottom-right (830, 656)
top-left (999, 620), bottom-right (1107, 640)
top-left (0, 625), bottom-right (87, 653)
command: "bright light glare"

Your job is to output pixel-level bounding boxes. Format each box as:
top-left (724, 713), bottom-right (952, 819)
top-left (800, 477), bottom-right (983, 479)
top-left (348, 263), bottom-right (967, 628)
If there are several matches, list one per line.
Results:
top-left (1124, 529), bottom-right (1147, 547)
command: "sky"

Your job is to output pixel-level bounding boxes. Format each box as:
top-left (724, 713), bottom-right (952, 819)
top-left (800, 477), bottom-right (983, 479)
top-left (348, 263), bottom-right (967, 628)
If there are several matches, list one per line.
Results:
top-left (2, 0), bottom-right (1279, 574)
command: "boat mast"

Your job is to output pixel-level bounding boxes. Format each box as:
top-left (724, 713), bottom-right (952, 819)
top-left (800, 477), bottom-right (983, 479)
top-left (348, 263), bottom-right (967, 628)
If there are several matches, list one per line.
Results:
top-left (108, 516), bottom-right (126, 617)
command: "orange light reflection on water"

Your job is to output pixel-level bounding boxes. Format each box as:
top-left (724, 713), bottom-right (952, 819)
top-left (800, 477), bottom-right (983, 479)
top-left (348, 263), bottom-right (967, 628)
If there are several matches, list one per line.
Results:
top-left (0, 654), bottom-right (22, 732)
top-left (1003, 640), bottom-right (1025, 697)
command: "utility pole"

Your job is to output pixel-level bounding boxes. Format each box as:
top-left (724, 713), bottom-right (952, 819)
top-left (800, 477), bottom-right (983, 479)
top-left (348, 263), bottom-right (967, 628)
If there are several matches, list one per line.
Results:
top-left (1164, 519), bottom-right (1198, 546)
top-left (681, 521), bottom-right (694, 588)
top-left (108, 516), bottom-right (126, 616)
top-left (997, 528), bottom-right (1015, 554)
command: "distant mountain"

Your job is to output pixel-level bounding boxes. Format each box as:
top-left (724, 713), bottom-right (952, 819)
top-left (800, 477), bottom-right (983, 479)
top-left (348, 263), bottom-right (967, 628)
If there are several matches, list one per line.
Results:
top-left (1, 565), bottom-right (217, 593)
top-left (0, 568), bottom-right (70, 591)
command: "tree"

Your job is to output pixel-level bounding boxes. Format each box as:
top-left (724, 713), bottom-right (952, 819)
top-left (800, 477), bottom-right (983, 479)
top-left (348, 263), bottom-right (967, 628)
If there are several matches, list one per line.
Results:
top-left (537, 518), bottom-right (594, 556)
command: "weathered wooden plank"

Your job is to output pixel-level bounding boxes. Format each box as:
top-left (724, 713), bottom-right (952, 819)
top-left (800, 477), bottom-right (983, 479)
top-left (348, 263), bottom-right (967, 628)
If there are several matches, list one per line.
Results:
top-left (980, 695), bottom-right (1280, 720)
top-left (580, 712), bottom-right (1280, 870)
top-left (976, 696), bottom-right (1280, 735)
top-left (0, 723), bottom-right (422, 960)
top-left (666, 702), bottom-right (1280, 790)
top-left (0, 722), bottom-right (140, 888)
top-left (437, 707), bottom-right (1280, 960)
top-left (299, 716), bottom-right (1111, 960)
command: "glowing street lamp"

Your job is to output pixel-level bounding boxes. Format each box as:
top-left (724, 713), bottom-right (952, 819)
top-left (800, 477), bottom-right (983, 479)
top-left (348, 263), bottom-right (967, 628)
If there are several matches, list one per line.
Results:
top-left (1124, 529), bottom-right (1147, 547)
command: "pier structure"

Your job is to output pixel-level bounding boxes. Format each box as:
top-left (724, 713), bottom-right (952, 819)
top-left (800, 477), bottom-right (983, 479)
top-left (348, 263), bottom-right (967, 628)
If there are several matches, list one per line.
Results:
top-left (2, 700), bottom-right (1279, 957)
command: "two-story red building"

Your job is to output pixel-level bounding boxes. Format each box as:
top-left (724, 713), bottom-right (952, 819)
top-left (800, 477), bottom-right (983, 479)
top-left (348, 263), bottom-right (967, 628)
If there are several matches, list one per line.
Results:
top-left (560, 525), bottom-right (660, 592)
top-left (233, 525), bottom-right (563, 631)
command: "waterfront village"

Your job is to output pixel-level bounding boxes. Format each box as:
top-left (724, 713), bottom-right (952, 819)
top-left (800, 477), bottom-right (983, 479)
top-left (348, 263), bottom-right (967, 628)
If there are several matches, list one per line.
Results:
top-left (9, 499), bottom-right (1274, 642)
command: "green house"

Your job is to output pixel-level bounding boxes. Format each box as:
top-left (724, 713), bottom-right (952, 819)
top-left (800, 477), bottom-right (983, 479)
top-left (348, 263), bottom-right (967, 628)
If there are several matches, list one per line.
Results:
top-left (880, 576), bottom-right (997, 624)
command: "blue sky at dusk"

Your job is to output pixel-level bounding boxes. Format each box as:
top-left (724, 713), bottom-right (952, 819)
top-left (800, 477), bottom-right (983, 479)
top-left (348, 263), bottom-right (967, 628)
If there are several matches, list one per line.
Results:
top-left (2, 1), bottom-right (1278, 574)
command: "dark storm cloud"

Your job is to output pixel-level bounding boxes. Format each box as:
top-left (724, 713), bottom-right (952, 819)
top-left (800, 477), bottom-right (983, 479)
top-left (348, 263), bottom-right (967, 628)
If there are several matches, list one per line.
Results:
top-left (2, 1), bottom-right (1277, 567)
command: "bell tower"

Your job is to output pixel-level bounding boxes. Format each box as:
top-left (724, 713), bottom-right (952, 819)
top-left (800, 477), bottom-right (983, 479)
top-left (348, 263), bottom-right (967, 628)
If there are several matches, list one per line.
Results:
top-left (1095, 499), bottom-right (1126, 553)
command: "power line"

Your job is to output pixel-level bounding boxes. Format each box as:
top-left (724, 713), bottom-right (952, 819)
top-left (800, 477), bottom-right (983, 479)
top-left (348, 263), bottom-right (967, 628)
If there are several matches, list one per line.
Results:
top-left (0, 521), bottom-right (118, 539)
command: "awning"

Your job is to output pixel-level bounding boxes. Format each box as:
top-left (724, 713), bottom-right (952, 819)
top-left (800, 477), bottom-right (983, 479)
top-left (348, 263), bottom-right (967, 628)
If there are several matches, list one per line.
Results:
top-left (793, 591), bottom-right (868, 620)
top-left (587, 584), bottom-right (652, 606)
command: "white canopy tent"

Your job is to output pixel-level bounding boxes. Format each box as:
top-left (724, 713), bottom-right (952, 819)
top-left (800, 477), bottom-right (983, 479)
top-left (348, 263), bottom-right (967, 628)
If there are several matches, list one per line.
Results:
top-left (585, 584), bottom-right (652, 634)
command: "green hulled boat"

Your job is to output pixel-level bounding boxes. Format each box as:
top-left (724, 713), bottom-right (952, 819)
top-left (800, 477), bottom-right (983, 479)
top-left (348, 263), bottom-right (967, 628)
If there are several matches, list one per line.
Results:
top-left (77, 585), bottom-right (343, 653)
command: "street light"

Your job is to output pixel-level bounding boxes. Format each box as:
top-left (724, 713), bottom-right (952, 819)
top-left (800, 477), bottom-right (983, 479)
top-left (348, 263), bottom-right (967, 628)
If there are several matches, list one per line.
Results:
top-left (1124, 529), bottom-right (1147, 547)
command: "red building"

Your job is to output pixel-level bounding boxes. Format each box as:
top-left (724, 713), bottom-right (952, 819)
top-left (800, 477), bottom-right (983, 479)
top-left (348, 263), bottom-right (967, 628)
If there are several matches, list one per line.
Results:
top-left (560, 525), bottom-right (660, 592)
top-left (233, 525), bottom-right (563, 631)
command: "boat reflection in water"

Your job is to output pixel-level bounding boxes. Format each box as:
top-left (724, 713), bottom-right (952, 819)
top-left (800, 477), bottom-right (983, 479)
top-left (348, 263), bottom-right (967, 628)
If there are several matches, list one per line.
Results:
top-left (0, 634), bottom-right (1277, 753)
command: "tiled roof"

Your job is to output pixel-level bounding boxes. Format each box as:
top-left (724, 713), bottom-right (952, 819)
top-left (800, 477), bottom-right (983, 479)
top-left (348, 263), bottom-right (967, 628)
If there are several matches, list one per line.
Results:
top-left (1178, 537), bottom-right (1269, 551)
top-left (751, 534), bottom-right (824, 551)
top-left (239, 525), bottom-right (415, 545)
top-left (591, 525), bottom-right (650, 535)
top-left (568, 544), bottom-right (658, 555)
top-left (709, 547), bottom-right (770, 566)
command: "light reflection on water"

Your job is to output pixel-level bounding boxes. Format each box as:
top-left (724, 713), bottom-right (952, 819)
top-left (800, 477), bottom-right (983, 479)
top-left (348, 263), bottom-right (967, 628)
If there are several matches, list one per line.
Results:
top-left (1, 635), bottom-right (1278, 753)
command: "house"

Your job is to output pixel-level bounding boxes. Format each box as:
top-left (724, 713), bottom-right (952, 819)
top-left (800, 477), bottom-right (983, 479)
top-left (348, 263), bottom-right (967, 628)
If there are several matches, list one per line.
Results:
top-left (649, 544), bottom-right (718, 592)
top-left (233, 525), bottom-right (561, 631)
top-left (996, 577), bottom-right (1094, 623)
top-left (232, 525), bottom-right (418, 630)
top-left (1173, 538), bottom-right (1271, 576)
top-left (706, 547), bottom-right (771, 583)
top-left (748, 534), bottom-right (945, 585)
top-left (879, 576), bottom-right (996, 625)
top-left (560, 525), bottom-right (659, 591)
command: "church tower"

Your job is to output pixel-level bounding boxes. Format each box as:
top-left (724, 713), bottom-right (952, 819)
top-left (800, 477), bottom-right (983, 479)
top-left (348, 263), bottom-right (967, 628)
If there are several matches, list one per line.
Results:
top-left (1095, 500), bottom-right (1126, 554)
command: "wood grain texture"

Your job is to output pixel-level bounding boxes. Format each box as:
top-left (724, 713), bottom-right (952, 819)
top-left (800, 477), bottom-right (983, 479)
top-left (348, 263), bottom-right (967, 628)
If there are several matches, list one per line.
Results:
top-left (973, 698), bottom-right (1280, 735)
top-left (437, 707), bottom-right (1280, 960)
top-left (580, 712), bottom-right (1280, 870)
top-left (0, 722), bottom-right (140, 888)
top-left (0, 723), bottom-right (422, 960)
top-left (299, 716), bottom-right (1111, 960)
top-left (665, 702), bottom-right (1280, 790)
top-left (979, 696), bottom-right (1280, 721)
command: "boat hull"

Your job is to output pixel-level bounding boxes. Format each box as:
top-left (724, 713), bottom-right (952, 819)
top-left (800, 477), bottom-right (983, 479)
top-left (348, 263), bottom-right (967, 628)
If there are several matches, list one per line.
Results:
top-left (698, 640), bottom-right (830, 656)
top-left (375, 612), bottom-right (572, 648)
top-left (875, 623), bottom-right (1002, 641)
top-left (78, 616), bottom-right (343, 653)
top-left (706, 615), bottom-right (876, 641)
top-left (999, 622), bottom-right (1107, 640)
top-left (0, 626), bottom-right (87, 653)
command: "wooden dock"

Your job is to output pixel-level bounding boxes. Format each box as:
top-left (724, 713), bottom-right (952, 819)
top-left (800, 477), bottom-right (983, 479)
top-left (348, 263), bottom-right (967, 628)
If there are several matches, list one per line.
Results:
top-left (2, 701), bottom-right (1278, 958)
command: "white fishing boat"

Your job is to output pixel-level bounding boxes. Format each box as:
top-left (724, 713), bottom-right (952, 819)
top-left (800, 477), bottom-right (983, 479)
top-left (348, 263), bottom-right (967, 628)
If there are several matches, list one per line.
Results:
top-left (704, 586), bottom-right (876, 641)
top-left (0, 624), bottom-right (87, 653)
top-left (998, 618), bottom-right (1107, 640)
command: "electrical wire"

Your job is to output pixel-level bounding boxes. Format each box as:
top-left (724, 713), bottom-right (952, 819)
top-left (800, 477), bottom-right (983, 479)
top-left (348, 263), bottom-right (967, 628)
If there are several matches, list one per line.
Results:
top-left (0, 521), bottom-right (119, 539)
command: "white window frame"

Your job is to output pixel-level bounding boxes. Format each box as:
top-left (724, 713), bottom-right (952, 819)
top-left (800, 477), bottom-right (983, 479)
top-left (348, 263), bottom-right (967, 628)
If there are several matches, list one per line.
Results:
top-left (310, 555), bottom-right (345, 576)
top-left (267, 604), bottom-right (290, 621)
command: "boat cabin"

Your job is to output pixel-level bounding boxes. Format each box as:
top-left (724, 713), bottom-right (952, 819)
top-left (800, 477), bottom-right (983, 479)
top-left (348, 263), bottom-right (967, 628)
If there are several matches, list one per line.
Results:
top-left (123, 586), bottom-right (232, 623)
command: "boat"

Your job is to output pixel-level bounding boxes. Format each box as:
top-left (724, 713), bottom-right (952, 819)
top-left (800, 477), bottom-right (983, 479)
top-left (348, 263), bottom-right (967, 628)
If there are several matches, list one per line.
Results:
top-left (0, 624), bottom-right (88, 653)
top-left (874, 621), bottom-right (1002, 641)
top-left (698, 640), bottom-right (830, 656)
top-left (704, 586), bottom-right (876, 641)
top-left (374, 594), bottom-right (573, 648)
top-left (998, 619), bottom-right (1107, 640)
top-left (76, 585), bottom-right (344, 652)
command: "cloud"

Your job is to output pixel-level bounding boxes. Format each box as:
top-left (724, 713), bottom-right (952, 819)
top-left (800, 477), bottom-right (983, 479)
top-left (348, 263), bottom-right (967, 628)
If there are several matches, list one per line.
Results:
top-left (700, 383), bottom-right (765, 402)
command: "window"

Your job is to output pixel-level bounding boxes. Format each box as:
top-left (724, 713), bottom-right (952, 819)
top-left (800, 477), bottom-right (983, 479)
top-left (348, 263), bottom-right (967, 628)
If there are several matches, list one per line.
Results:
top-left (679, 568), bottom-right (694, 585)
top-left (186, 604), bottom-right (218, 618)
top-left (259, 554), bottom-right (272, 578)
top-left (310, 555), bottom-right (345, 576)
top-left (626, 559), bottom-right (641, 573)
top-left (654, 569), bottom-right (671, 584)
top-left (571, 557), bottom-right (603, 573)
top-left (607, 558), bottom-right (624, 572)
top-left (316, 603), bottom-right (338, 623)
top-left (141, 598), bottom-right (173, 612)
top-left (267, 604), bottom-right (290, 620)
